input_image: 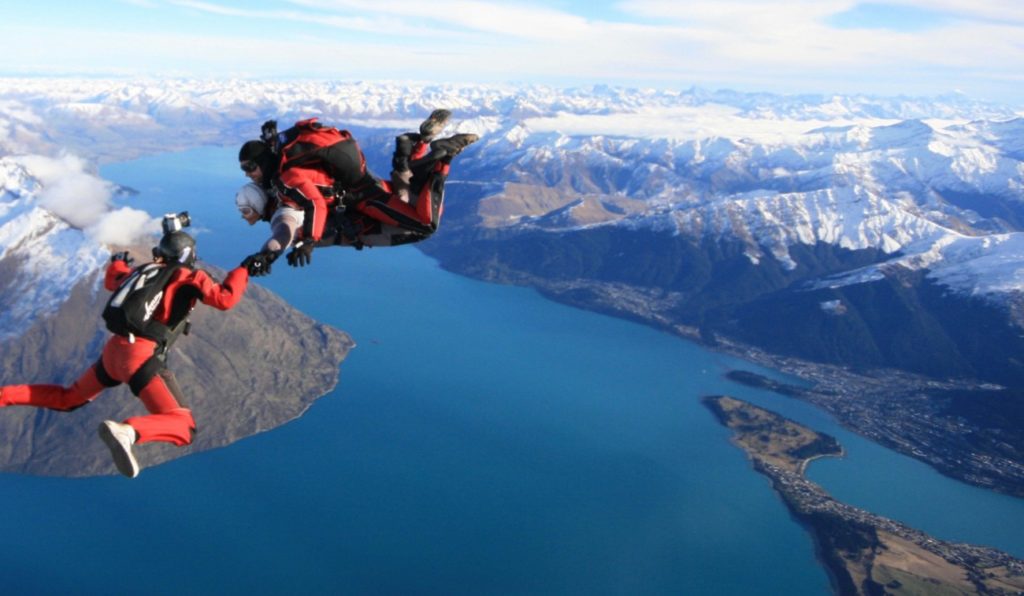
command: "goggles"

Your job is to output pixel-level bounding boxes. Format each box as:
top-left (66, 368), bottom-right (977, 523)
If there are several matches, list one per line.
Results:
top-left (240, 160), bottom-right (259, 173)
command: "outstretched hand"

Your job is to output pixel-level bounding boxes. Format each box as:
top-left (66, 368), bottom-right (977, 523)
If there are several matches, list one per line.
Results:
top-left (241, 250), bottom-right (280, 277)
top-left (286, 242), bottom-right (314, 268)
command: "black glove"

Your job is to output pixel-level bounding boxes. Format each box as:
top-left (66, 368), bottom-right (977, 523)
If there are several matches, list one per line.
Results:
top-left (286, 242), bottom-right (314, 268)
top-left (241, 250), bottom-right (280, 277)
top-left (111, 251), bottom-right (134, 266)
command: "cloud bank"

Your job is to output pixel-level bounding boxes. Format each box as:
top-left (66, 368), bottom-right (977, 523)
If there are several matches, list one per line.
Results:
top-left (2, 1), bottom-right (1023, 103)
top-left (12, 154), bottom-right (159, 246)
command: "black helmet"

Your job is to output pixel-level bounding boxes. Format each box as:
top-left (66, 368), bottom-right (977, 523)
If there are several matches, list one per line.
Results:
top-left (239, 139), bottom-right (268, 162)
top-left (155, 231), bottom-right (197, 267)
top-left (238, 139), bottom-right (279, 184)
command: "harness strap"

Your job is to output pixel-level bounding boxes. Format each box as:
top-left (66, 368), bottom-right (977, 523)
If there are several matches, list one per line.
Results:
top-left (93, 358), bottom-right (121, 388)
top-left (340, 172), bottom-right (386, 204)
top-left (128, 354), bottom-right (166, 396)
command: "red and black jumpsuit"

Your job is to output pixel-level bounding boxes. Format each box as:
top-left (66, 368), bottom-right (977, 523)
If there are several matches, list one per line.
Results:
top-left (0, 259), bottom-right (249, 446)
top-left (275, 120), bottom-right (449, 245)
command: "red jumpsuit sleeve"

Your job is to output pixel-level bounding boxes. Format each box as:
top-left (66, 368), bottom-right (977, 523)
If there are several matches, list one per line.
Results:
top-left (191, 267), bottom-right (250, 310)
top-left (279, 168), bottom-right (329, 242)
top-left (104, 259), bottom-right (133, 291)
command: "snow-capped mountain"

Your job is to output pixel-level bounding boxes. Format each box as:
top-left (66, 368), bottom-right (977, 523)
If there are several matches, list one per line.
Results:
top-left (2, 77), bottom-right (1024, 386)
top-left (449, 114), bottom-right (1024, 308)
top-left (0, 158), bottom-right (109, 340)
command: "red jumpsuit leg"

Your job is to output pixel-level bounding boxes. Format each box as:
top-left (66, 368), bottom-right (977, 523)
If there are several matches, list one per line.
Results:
top-left (0, 366), bottom-right (107, 411)
top-left (410, 140), bottom-right (429, 161)
top-left (415, 160), bottom-right (450, 226)
top-left (355, 160), bottom-right (450, 234)
top-left (100, 336), bottom-right (195, 446)
top-left (124, 370), bottom-right (196, 447)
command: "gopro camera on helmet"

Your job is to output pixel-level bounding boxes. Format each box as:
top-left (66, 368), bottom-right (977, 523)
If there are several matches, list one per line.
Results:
top-left (161, 211), bottom-right (191, 234)
top-left (260, 120), bottom-right (280, 153)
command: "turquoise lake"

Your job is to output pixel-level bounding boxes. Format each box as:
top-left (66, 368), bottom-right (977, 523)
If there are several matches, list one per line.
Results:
top-left (0, 145), bottom-right (1021, 594)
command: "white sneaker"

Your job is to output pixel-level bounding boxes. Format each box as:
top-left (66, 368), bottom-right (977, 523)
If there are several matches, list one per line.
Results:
top-left (98, 420), bottom-right (140, 478)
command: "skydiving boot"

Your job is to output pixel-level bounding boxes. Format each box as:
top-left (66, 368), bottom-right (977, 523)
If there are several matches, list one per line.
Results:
top-left (391, 110), bottom-right (451, 201)
top-left (430, 133), bottom-right (480, 161)
top-left (390, 132), bottom-right (419, 203)
top-left (98, 420), bottom-right (140, 478)
top-left (419, 109), bottom-right (451, 142)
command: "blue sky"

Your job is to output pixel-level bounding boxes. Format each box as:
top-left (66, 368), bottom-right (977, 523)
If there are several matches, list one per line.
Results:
top-left (3, 0), bottom-right (1023, 104)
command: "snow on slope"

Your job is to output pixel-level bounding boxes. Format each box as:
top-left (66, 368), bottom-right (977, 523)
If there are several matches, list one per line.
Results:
top-left (0, 157), bottom-right (158, 340)
top-left (0, 78), bottom-right (1016, 133)
top-left (0, 78), bottom-right (1022, 303)
top-left (0, 159), bottom-right (106, 340)
top-left (475, 115), bottom-right (1024, 301)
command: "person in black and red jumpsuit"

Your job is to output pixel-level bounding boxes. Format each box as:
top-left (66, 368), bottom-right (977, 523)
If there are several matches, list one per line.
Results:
top-left (236, 109), bottom-right (479, 273)
top-left (0, 229), bottom-right (250, 478)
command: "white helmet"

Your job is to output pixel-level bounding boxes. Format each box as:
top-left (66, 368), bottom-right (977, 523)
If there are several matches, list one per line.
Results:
top-left (235, 183), bottom-right (267, 217)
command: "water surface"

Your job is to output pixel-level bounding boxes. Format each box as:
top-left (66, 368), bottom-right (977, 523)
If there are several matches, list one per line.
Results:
top-left (1, 146), bottom-right (1021, 594)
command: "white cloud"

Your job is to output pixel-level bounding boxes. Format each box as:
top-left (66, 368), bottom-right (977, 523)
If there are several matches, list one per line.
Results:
top-left (11, 154), bottom-right (159, 247)
top-left (887, 0), bottom-right (1024, 25)
top-left (13, 154), bottom-right (111, 229)
top-left (3, 1), bottom-right (1024, 103)
top-left (287, 0), bottom-right (592, 40)
top-left (170, 0), bottom-right (476, 39)
top-left (618, 0), bottom-right (855, 24)
top-left (601, 0), bottom-right (1024, 98)
top-left (86, 206), bottom-right (161, 246)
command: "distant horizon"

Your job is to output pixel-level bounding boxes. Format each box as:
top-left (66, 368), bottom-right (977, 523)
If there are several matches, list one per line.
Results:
top-left (1, 78), bottom-right (1020, 150)
top-left (0, 73), bottom-right (1018, 109)
top-left (3, 1), bottom-right (1024, 106)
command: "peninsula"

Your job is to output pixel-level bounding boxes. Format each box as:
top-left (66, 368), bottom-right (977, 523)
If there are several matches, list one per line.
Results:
top-left (703, 395), bottom-right (1024, 595)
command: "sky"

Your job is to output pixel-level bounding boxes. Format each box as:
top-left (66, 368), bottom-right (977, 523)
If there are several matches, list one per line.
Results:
top-left (2, 0), bottom-right (1024, 105)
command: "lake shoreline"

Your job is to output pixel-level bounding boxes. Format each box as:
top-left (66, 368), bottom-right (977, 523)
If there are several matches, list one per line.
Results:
top-left (421, 255), bottom-right (1024, 498)
top-left (703, 395), bottom-right (1024, 595)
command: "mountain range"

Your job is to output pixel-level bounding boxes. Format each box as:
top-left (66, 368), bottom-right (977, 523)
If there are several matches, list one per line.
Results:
top-left (1, 78), bottom-right (1022, 486)
top-left (425, 112), bottom-right (1024, 387)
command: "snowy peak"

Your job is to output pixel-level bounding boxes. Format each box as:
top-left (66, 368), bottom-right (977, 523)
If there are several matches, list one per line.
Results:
top-left (868, 119), bottom-right (935, 148)
top-left (0, 158), bottom-right (37, 199)
top-left (0, 155), bottom-right (162, 341)
top-left (661, 185), bottom-right (947, 269)
top-left (1, 78), bottom-right (1022, 304)
top-left (0, 160), bottom-right (107, 339)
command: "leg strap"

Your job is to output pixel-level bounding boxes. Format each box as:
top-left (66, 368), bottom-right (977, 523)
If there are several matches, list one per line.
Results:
top-left (93, 358), bottom-right (121, 388)
top-left (129, 355), bottom-right (165, 396)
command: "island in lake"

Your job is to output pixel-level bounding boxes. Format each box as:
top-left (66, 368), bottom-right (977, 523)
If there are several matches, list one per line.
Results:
top-left (703, 395), bottom-right (1024, 596)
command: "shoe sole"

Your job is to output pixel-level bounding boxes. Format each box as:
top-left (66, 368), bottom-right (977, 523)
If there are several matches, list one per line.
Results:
top-left (420, 109), bottom-right (452, 139)
top-left (98, 421), bottom-right (140, 478)
top-left (431, 134), bottom-right (480, 160)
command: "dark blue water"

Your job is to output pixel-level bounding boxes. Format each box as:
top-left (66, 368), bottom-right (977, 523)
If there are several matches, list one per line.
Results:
top-left (0, 146), bottom-right (1020, 595)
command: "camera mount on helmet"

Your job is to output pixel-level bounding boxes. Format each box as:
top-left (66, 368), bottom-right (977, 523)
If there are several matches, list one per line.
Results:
top-left (153, 212), bottom-right (197, 267)
top-left (161, 211), bottom-right (191, 235)
top-left (260, 120), bottom-right (280, 153)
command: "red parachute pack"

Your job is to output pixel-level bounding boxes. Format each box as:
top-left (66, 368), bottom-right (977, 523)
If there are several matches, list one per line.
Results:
top-left (277, 118), bottom-right (368, 187)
